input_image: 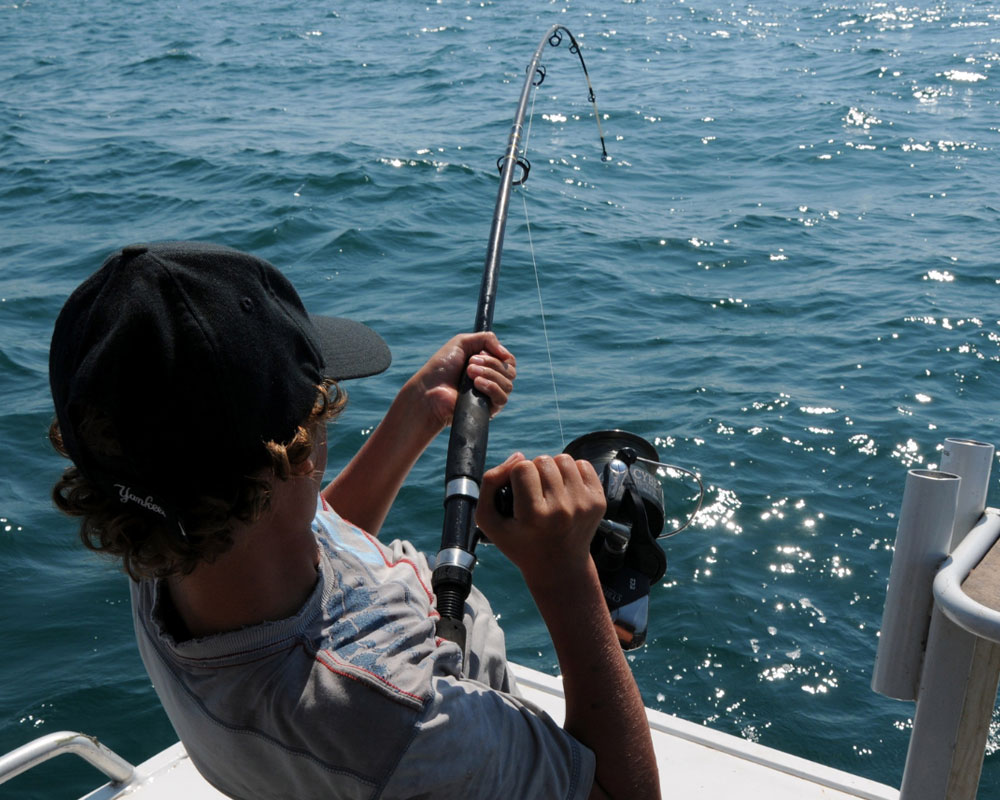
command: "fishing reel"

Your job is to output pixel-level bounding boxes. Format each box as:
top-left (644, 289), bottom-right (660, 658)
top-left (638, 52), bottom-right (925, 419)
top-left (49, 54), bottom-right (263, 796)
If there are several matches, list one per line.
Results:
top-left (495, 430), bottom-right (670, 650)
top-left (567, 430), bottom-right (667, 650)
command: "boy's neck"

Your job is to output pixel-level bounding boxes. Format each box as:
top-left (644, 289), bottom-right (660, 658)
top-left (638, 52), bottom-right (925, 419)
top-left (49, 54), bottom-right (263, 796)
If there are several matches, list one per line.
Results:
top-left (165, 476), bottom-right (321, 639)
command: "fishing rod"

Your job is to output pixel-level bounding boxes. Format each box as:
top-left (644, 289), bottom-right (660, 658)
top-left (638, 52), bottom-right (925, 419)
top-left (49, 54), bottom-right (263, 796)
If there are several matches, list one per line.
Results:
top-left (431, 27), bottom-right (703, 652)
top-left (431, 24), bottom-right (609, 650)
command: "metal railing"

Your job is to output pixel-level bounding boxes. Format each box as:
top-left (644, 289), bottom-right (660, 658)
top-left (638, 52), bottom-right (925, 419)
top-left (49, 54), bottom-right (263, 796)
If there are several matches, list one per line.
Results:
top-left (0, 731), bottom-right (135, 787)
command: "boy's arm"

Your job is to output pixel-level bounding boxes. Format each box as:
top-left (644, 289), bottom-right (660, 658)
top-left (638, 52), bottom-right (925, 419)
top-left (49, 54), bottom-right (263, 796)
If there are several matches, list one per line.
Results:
top-left (322, 332), bottom-right (515, 535)
top-left (477, 453), bottom-right (661, 800)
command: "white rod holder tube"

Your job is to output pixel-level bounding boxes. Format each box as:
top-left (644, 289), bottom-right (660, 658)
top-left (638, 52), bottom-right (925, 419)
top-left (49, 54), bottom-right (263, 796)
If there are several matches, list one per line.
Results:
top-left (939, 438), bottom-right (994, 549)
top-left (872, 469), bottom-right (960, 701)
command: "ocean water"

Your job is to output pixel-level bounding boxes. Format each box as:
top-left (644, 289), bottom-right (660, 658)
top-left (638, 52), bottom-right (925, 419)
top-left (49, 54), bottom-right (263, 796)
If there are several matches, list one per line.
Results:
top-left (2, 0), bottom-right (999, 797)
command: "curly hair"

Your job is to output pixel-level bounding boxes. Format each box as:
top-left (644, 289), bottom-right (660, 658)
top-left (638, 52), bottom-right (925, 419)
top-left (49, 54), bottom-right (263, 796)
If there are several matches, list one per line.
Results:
top-left (50, 380), bottom-right (347, 581)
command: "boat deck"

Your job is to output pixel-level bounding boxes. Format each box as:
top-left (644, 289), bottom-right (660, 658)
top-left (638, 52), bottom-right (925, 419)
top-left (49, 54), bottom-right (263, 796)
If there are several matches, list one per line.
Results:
top-left (73, 663), bottom-right (897, 800)
top-left (516, 666), bottom-right (897, 800)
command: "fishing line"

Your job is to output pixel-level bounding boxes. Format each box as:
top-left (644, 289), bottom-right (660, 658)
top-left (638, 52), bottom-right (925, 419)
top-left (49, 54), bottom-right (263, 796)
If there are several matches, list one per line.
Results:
top-left (520, 190), bottom-right (566, 449)
top-left (514, 27), bottom-right (612, 450)
top-left (516, 32), bottom-right (699, 528)
top-left (518, 101), bottom-right (702, 534)
top-left (519, 73), bottom-right (566, 449)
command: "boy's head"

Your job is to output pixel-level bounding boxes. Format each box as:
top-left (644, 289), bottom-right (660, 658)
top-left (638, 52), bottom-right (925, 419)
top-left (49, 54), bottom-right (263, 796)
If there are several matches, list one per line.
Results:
top-left (49, 241), bottom-right (390, 577)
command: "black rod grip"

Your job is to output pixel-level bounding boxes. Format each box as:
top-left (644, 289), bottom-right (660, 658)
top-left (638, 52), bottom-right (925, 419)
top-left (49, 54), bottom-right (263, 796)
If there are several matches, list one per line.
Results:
top-left (444, 376), bottom-right (492, 487)
top-left (440, 494), bottom-right (477, 552)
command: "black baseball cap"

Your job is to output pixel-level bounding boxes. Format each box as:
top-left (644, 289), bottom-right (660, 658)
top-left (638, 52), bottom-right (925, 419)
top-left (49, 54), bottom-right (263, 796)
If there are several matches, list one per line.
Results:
top-left (49, 241), bottom-right (391, 528)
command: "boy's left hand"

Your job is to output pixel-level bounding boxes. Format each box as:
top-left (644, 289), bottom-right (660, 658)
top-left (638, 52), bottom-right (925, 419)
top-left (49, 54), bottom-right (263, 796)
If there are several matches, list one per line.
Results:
top-left (408, 332), bottom-right (516, 431)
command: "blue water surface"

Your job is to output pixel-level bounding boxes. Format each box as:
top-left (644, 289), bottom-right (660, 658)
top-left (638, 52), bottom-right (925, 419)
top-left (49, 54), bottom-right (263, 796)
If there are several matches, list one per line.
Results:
top-left (2, 0), bottom-right (999, 797)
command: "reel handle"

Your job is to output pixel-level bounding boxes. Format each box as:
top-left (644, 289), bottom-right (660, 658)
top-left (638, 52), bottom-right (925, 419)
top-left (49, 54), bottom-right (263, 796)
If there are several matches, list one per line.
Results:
top-left (492, 480), bottom-right (630, 544)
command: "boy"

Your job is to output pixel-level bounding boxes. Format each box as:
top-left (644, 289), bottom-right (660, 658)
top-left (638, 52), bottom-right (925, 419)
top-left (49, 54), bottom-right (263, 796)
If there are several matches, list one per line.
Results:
top-left (49, 241), bottom-right (658, 799)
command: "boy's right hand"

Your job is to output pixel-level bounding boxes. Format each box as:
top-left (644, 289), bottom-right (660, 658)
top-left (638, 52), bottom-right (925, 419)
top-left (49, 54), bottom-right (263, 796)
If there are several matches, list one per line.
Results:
top-left (476, 452), bottom-right (606, 587)
top-left (478, 453), bottom-right (662, 800)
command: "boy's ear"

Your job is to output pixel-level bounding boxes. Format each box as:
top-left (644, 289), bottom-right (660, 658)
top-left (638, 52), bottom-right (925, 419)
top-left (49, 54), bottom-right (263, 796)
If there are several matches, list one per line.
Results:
top-left (289, 456), bottom-right (315, 478)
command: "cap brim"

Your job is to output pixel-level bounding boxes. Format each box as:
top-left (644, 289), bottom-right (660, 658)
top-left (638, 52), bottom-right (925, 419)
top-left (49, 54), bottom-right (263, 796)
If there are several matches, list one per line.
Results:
top-left (309, 315), bottom-right (391, 381)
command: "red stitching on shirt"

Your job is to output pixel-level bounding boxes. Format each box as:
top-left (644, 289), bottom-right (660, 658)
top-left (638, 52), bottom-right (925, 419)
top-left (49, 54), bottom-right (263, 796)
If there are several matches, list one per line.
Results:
top-left (312, 647), bottom-right (425, 705)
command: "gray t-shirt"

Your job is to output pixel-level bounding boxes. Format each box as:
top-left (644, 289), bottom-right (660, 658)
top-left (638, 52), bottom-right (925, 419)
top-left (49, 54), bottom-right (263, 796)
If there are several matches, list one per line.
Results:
top-left (131, 497), bottom-right (595, 800)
